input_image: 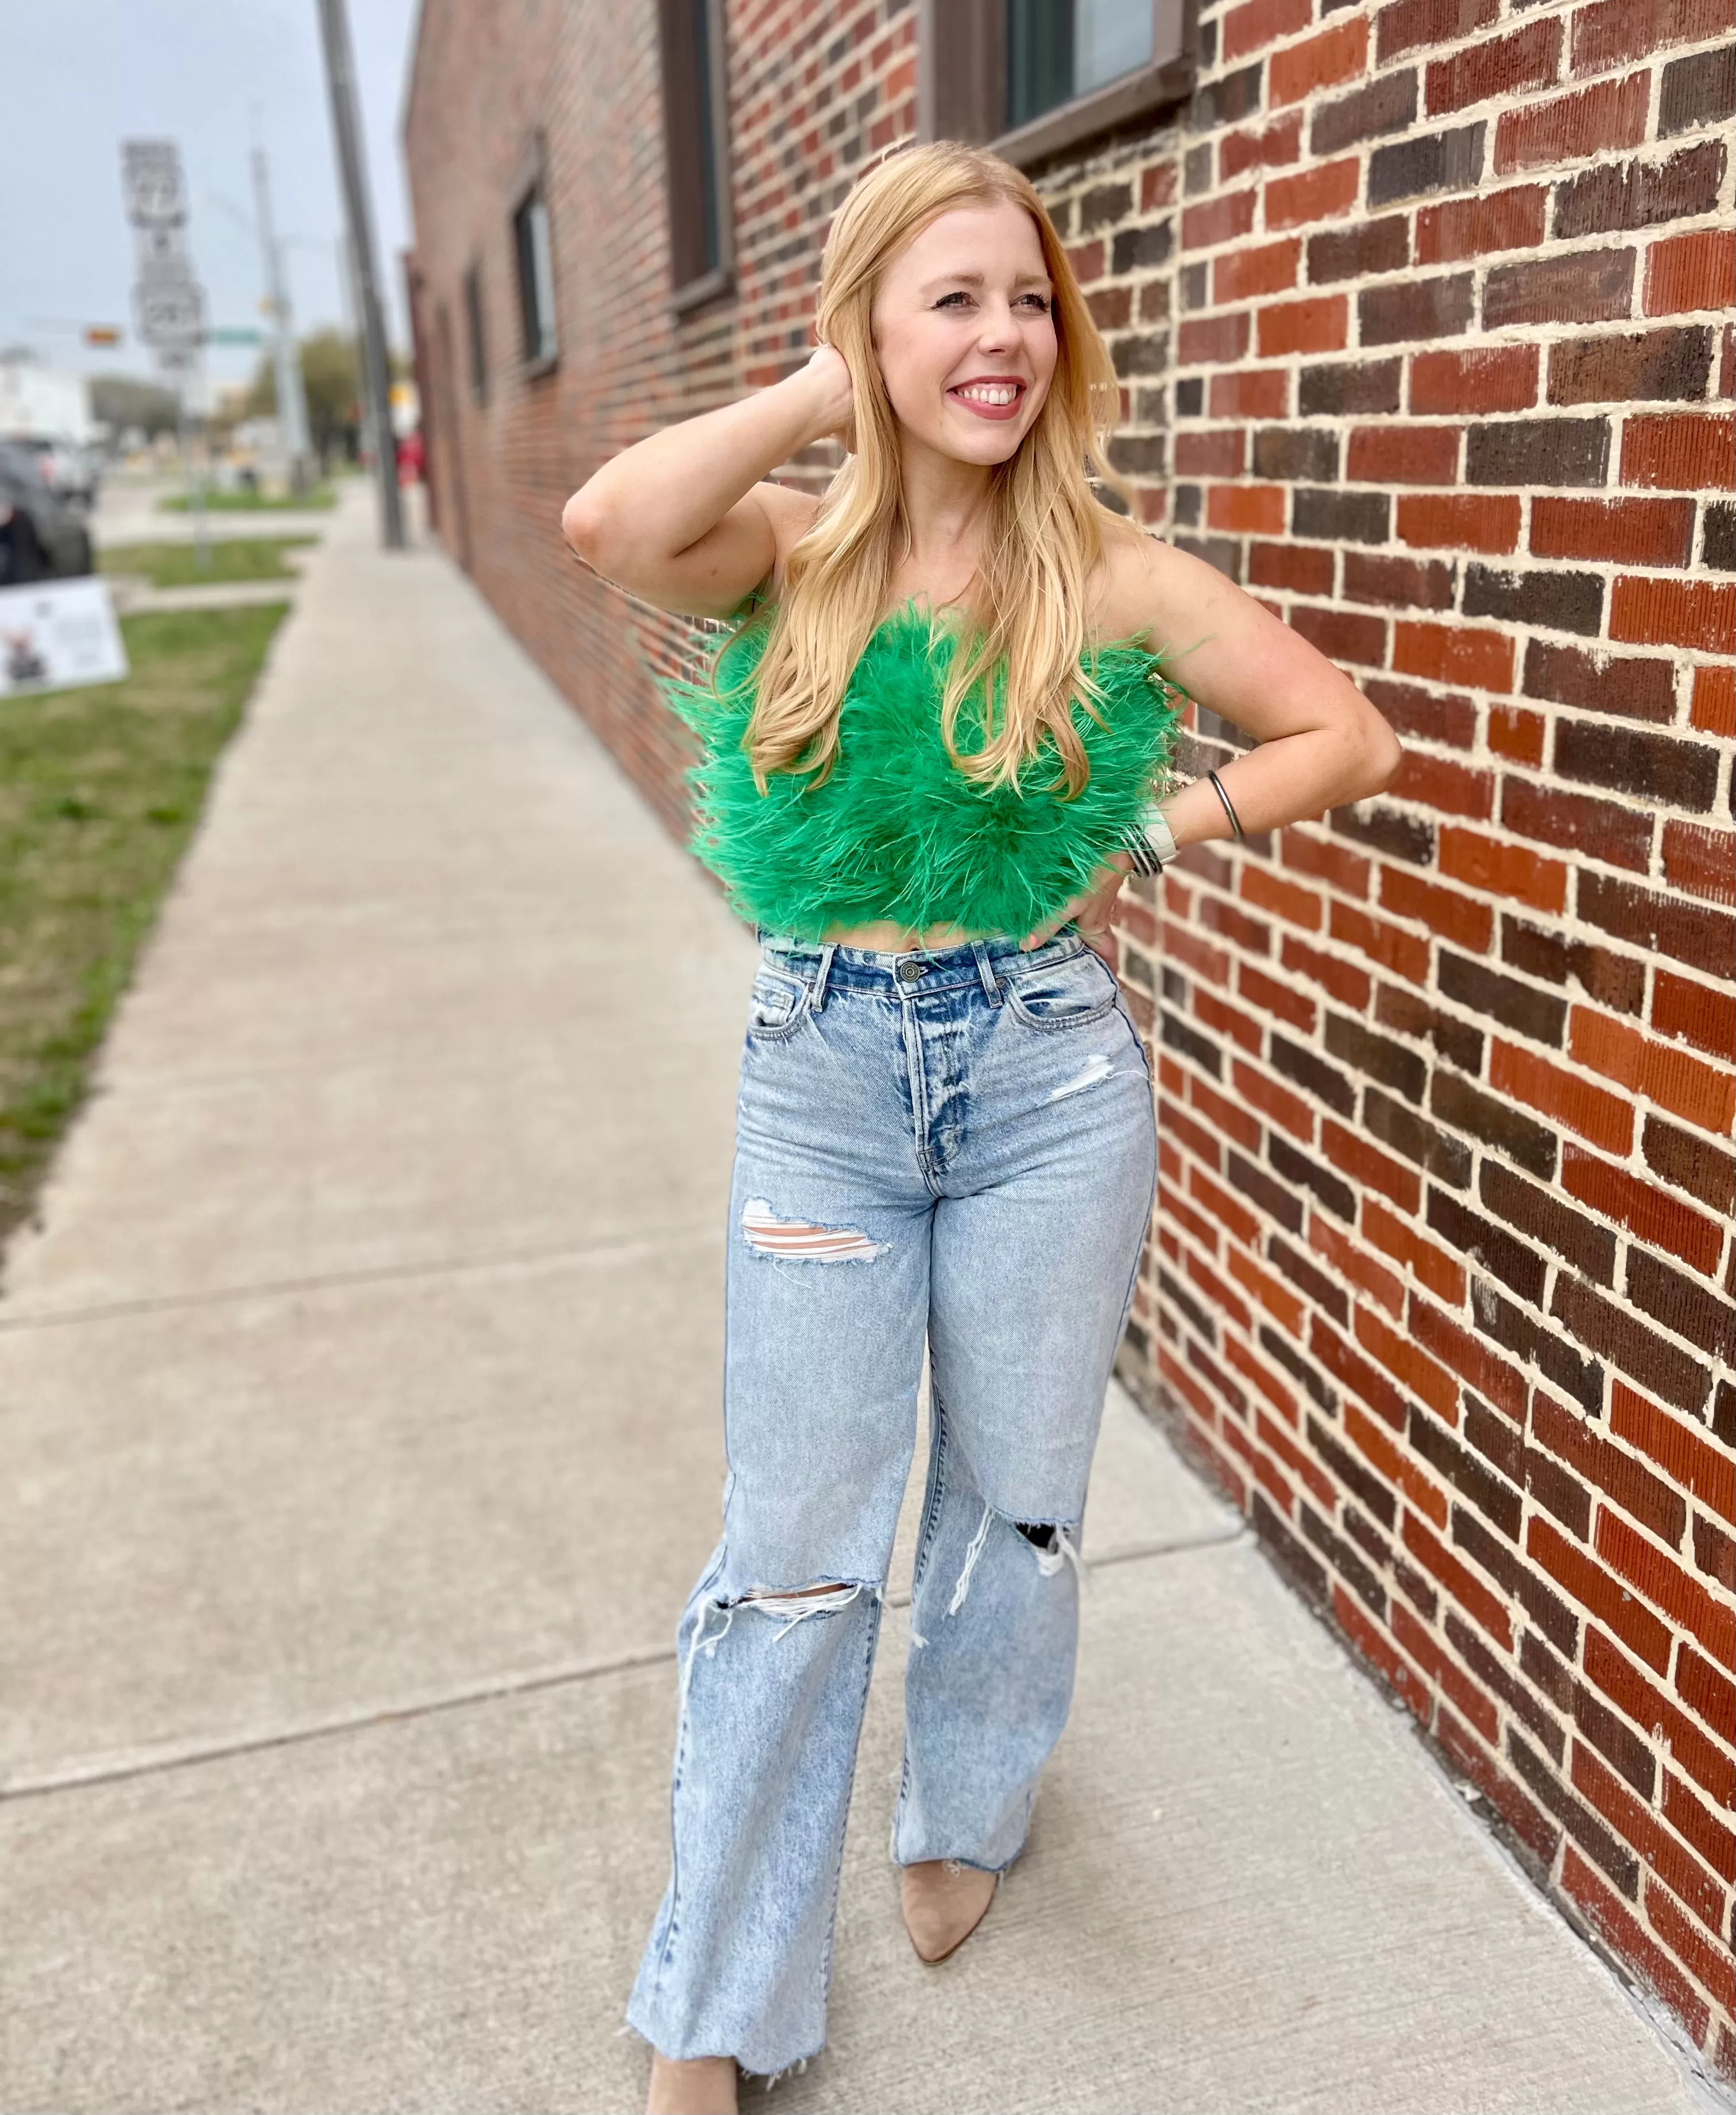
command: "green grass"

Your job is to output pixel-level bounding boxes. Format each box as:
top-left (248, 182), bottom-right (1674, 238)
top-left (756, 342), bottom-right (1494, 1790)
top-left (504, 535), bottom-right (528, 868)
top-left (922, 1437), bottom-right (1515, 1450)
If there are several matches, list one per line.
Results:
top-left (99, 537), bottom-right (315, 588)
top-left (158, 484), bottom-right (335, 513)
top-left (0, 604), bottom-right (288, 1251)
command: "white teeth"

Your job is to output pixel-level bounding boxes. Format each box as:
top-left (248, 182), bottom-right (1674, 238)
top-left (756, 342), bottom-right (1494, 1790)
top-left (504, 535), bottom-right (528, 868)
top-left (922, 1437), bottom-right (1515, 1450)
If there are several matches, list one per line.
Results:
top-left (954, 384), bottom-right (1019, 406)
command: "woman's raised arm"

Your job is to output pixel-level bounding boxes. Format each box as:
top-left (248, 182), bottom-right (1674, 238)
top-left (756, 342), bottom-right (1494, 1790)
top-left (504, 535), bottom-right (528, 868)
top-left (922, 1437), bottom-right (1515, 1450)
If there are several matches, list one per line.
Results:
top-left (560, 347), bottom-right (852, 619)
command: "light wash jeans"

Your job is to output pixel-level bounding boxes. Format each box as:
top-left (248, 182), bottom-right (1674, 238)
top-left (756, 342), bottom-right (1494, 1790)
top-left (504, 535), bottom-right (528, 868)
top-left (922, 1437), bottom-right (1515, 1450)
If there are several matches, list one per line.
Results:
top-left (626, 926), bottom-right (1158, 2075)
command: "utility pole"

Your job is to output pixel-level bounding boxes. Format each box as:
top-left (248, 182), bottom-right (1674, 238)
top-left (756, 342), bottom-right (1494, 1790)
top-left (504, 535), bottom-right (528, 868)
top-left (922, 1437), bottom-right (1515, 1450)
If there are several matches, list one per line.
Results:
top-left (250, 145), bottom-right (314, 492)
top-left (314, 0), bottom-right (404, 548)
top-left (333, 228), bottom-right (377, 475)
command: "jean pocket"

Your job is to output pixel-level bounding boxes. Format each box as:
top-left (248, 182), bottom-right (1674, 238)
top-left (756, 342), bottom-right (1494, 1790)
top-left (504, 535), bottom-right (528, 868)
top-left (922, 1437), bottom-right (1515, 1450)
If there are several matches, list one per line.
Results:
top-left (746, 965), bottom-right (812, 1040)
top-left (1003, 947), bottom-right (1121, 1029)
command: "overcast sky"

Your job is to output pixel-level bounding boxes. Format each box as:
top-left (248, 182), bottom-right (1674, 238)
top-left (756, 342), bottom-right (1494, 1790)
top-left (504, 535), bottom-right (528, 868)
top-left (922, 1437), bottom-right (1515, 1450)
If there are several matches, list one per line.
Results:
top-left (1, 0), bottom-right (422, 392)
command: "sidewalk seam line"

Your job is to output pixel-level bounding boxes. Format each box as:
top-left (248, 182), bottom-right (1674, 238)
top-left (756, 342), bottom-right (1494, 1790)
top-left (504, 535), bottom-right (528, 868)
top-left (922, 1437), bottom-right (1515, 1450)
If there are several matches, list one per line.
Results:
top-left (0, 1528), bottom-right (1249, 1802)
top-left (0, 1227), bottom-right (724, 1333)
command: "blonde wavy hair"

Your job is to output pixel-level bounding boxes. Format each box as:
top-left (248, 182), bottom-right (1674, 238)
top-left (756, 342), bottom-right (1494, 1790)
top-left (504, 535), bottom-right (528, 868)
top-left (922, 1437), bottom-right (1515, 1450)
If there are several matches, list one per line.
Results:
top-left (740, 140), bottom-right (1132, 798)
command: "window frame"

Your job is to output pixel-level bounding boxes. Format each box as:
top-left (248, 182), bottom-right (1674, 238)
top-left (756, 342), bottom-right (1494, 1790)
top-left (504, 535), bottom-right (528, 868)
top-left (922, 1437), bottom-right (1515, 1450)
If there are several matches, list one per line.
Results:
top-left (512, 180), bottom-right (559, 374)
top-left (658, 0), bottom-right (735, 317)
top-left (918, 0), bottom-right (1193, 168)
top-left (462, 259), bottom-right (488, 406)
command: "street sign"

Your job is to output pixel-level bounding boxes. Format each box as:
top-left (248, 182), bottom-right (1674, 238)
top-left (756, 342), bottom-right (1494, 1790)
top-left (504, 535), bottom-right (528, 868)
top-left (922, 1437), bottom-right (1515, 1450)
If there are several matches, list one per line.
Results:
top-left (133, 280), bottom-right (206, 349)
top-left (119, 136), bottom-right (213, 547)
top-left (120, 139), bottom-right (206, 364)
top-left (121, 140), bottom-right (187, 228)
top-left (206, 326), bottom-right (265, 346)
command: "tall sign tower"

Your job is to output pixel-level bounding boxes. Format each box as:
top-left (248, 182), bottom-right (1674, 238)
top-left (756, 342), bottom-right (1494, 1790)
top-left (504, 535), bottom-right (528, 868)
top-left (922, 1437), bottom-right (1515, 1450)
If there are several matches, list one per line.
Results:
top-left (121, 140), bottom-right (210, 559)
top-left (121, 141), bottom-right (206, 376)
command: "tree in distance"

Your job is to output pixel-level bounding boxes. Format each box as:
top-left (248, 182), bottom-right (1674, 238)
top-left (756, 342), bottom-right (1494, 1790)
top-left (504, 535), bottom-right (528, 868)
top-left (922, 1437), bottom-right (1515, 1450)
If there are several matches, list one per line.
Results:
top-left (88, 376), bottom-right (181, 440)
top-left (244, 330), bottom-right (411, 470)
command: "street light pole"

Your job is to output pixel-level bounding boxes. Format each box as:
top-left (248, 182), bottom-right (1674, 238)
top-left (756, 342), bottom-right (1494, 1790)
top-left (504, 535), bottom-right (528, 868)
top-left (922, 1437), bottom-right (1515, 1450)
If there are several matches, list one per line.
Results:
top-left (250, 146), bottom-right (314, 492)
top-left (314, 0), bottom-right (404, 548)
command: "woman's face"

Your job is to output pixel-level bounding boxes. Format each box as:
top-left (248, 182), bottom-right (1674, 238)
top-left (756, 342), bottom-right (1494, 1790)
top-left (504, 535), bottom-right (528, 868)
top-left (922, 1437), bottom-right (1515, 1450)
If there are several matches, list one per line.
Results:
top-left (869, 201), bottom-right (1058, 467)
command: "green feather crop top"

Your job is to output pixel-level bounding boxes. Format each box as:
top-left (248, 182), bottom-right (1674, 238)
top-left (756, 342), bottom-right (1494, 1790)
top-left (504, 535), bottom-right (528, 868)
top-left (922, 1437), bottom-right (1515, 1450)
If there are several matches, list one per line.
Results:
top-left (662, 598), bottom-right (1181, 942)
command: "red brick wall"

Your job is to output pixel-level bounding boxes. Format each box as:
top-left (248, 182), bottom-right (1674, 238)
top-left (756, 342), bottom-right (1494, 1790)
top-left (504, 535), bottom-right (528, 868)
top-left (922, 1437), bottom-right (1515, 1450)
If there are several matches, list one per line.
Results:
top-left (1107, 0), bottom-right (1735, 2071)
top-left (404, 0), bottom-right (919, 838)
top-left (404, 0), bottom-right (1735, 2071)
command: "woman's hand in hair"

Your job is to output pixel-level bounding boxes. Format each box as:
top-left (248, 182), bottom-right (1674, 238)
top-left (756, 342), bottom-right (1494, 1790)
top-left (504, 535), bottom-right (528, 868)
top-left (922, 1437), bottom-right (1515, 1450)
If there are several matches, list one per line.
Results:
top-left (801, 343), bottom-right (857, 454)
top-left (1020, 852), bottom-right (1132, 965)
top-left (561, 355), bottom-right (840, 618)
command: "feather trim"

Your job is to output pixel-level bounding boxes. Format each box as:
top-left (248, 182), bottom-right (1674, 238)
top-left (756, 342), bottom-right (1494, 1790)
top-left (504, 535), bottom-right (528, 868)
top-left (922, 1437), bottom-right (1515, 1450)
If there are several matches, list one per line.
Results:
top-left (662, 599), bottom-right (1182, 940)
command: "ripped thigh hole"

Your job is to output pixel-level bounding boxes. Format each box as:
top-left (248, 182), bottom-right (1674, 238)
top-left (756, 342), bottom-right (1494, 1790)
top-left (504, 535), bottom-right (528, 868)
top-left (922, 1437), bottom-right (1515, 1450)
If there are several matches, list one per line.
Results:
top-left (741, 1198), bottom-right (889, 1262)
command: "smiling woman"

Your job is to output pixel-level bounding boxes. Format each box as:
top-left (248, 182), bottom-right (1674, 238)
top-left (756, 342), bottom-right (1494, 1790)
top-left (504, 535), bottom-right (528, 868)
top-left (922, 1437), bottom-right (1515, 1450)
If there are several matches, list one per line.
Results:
top-left (560, 139), bottom-right (1398, 2115)
top-left (735, 170), bottom-right (1128, 815)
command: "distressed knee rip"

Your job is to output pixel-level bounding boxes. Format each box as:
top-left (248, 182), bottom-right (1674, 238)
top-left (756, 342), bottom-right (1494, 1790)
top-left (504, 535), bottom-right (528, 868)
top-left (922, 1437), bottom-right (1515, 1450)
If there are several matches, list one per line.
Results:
top-left (945, 1503), bottom-right (1084, 1619)
top-left (687, 1579), bottom-right (871, 1671)
top-left (741, 1197), bottom-right (890, 1262)
top-left (1015, 1519), bottom-right (1074, 1569)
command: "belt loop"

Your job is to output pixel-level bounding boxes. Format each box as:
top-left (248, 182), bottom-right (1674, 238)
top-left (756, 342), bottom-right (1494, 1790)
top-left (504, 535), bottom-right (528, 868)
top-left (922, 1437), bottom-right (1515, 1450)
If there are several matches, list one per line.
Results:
top-left (810, 941), bottom-right (837, 1012)
top-left (972, 938), bottom-right (1003, 1007)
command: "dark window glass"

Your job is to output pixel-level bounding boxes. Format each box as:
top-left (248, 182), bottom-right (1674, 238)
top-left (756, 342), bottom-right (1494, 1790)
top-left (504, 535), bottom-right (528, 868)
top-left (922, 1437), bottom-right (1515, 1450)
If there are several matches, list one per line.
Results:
top-left (660, 0), bottom-right (731, 299)
top-left (690, 0), bottom-right (721, 275)
top-left (463, 261), bottom-right (487, 404)
top-left (513, 186), bottom-right (558, 364)
top-left (1007, 0), bottom-right (1155, 127)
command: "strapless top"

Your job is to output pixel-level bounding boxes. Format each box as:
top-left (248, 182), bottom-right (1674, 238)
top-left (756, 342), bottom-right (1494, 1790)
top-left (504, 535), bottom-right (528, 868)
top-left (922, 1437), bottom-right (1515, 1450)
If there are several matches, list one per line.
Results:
top-left (663, 598), bottom-right (1180, 942)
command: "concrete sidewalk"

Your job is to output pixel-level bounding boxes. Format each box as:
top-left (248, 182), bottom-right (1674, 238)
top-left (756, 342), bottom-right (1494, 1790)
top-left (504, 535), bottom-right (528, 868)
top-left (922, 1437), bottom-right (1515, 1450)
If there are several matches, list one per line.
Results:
top-left (0, 489), bottom-right (1711, 2114)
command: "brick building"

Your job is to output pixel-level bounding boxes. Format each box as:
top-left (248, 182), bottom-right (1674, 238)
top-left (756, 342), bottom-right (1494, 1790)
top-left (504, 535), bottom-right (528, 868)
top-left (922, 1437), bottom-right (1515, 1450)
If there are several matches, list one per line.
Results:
top-left (403, 0), bottom-right (1735, 2071)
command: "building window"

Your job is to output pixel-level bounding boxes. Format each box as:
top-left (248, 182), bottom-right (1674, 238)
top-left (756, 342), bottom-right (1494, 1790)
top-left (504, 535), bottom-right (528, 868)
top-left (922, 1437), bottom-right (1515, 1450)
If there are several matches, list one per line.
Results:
top-left (921, 0), bottom-right (1190, 167)
top-left (513, 183), bottom-right (558, 367)
top-left (1008, 0), bottom-right (1156, 127)
top-left (658, 0), bottom-right (734, 314)
top-left (463, 261), bottom-right (487, 405)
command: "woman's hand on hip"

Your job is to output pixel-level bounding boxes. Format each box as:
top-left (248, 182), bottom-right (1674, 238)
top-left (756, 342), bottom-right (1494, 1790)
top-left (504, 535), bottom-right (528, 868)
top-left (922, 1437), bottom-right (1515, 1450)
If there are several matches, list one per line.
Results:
top-left (1020, 854), bottom-right (1131, 965)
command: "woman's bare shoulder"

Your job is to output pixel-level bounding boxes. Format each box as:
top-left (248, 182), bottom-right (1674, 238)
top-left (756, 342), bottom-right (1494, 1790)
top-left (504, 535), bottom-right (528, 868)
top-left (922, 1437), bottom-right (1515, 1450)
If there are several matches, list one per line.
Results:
top-left (1092, 516), bottom-right (1242, 646)
top-left (1089, 516), bottom-right (1166, 643)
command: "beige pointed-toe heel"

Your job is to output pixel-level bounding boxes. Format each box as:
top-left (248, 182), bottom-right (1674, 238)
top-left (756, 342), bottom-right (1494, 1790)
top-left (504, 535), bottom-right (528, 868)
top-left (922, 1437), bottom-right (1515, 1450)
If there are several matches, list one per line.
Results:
top-left (645, 2052), bottom-right (739, 2114)
top-left (900, 1857), bottom-right (999, 1963)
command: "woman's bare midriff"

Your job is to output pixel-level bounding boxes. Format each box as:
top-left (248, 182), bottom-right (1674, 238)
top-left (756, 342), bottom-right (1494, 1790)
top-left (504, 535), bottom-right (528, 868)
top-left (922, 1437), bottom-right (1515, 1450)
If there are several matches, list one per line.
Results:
top-left (818, 918), bottom-right (1011, 952)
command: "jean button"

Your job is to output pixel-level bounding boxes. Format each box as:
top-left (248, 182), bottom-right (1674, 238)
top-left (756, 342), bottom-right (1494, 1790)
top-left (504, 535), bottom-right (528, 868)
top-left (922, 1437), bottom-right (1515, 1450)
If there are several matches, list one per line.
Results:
top-left (896, 960), bottom-right (923, 983)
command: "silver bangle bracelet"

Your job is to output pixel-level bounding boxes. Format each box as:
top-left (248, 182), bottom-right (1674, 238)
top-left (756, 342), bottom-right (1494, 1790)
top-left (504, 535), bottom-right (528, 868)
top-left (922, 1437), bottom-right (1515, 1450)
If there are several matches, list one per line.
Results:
top-left (1122, 800), bottom-right (1178, 876)
top-left (1207, 769), bottom-right (1245, 841)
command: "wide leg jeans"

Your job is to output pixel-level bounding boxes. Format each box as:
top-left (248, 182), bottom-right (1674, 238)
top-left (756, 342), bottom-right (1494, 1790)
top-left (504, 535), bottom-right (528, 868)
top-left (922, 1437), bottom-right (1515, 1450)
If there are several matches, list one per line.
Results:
top-left (627, 927), bottom-right (1158, 2074)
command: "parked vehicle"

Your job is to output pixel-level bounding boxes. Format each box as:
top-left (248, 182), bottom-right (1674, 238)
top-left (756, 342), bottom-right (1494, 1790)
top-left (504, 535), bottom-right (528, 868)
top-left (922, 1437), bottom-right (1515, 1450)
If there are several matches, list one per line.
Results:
top-left (0, 440), bottom-right (94, 583)
top-left (3, 432), bottom-right (100, 506)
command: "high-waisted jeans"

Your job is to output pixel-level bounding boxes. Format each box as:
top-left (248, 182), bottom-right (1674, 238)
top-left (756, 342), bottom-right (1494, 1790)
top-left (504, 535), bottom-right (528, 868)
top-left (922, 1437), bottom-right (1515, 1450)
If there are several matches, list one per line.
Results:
top-left (626, 926), bottom-right (1158, 2075)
